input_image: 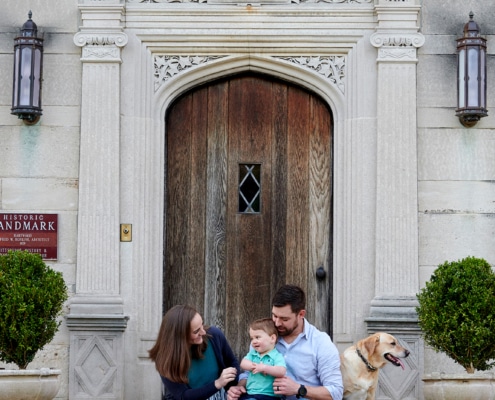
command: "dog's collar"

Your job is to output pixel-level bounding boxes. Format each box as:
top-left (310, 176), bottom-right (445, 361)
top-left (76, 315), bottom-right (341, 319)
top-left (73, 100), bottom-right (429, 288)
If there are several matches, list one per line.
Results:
top-left (356, 349), bottom-right (377, 372)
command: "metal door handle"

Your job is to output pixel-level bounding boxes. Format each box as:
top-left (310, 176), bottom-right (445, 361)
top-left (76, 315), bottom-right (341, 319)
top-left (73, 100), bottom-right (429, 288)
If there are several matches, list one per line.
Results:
top-left (316, 266), bottom-right (326, 280)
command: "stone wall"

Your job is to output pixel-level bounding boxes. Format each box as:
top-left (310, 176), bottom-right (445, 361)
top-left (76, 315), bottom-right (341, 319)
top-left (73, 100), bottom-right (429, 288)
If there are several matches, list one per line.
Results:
top-left (417, 0), bottom-right (495, 375)
top-left (0, 2), bottom-right (80, 398)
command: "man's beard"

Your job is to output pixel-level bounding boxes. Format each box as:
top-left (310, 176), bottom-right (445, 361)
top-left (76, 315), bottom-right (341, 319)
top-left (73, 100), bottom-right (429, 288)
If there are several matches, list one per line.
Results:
top-left (277, 323), bottom-right (297, 337)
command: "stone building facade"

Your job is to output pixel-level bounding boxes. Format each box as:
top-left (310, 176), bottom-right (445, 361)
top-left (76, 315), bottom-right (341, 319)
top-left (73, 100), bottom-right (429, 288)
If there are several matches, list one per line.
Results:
top-left (0, 0), bottom-right (494, 399)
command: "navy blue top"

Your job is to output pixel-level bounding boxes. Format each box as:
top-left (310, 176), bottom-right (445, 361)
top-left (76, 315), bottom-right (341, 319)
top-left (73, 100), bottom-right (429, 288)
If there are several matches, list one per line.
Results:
top-left (162, 326), bottom-right (240, 400)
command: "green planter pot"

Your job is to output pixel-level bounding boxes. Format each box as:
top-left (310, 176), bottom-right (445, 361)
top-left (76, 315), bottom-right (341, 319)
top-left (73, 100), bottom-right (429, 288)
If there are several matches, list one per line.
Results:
top-left (0, 368), bottom-right (61, 400)
top-left (423, 372), bottom-right (495, 400)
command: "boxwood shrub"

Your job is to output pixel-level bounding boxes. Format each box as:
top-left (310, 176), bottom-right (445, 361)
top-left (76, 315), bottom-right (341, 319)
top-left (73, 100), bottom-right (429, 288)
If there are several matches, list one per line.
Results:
top-left (416, 256), bottom-right (495, 373)
top-left (0, 250), bottom-right (68, 369)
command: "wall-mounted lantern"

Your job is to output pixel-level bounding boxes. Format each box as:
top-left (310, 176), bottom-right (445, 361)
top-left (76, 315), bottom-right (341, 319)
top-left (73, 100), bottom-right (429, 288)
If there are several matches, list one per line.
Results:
top-left (456, 12), bottom-right (487, 128)
top-left (11, 11), bottom-right (43, 125)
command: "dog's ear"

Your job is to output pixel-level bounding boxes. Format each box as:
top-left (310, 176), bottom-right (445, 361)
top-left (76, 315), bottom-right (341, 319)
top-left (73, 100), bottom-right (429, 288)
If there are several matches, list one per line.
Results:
top-left (360, 334), bottom-right (380, 357)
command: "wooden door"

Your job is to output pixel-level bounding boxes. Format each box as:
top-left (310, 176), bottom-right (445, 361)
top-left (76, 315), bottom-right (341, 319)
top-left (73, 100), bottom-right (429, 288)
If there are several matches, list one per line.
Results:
top-left (165, 73), bottom-right (332, 358)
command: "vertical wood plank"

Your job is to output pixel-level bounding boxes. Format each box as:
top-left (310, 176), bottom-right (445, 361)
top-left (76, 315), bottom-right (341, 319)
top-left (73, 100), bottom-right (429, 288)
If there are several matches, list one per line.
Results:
top-left (225, 76), bottom-right (243, 353)
top-left (188, 86), bottom-right (208, 314)
top-left (286, 86), bottom-right (310, 287)
top-left (271, 83), bottom-right (288, 291)
top-left (204, 80), bottom-right (229, 330)
top-left (165, 94), bottom-right (192, 310)
top-left (307, 97), bottom-right (332, 332)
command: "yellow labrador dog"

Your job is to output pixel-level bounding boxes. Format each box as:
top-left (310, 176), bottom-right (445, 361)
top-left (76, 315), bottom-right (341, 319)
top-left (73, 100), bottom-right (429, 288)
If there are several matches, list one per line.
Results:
top-left (340, 333), bottom-right (409, 400)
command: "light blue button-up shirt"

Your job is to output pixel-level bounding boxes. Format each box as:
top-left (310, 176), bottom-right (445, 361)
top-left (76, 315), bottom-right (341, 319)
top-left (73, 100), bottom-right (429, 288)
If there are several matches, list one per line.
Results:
top-left (239, 319), bottom-right (343, 400)
top-left (275, 319), bottom-right (343, 400)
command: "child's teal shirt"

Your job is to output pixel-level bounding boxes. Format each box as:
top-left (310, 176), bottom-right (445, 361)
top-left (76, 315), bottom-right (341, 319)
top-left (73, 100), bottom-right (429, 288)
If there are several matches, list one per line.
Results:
top-left (245, 348), bottom-right (286, 397)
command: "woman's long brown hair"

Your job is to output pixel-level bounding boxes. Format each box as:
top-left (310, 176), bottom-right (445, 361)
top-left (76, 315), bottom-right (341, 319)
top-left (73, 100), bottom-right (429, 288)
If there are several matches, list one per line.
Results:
top-left (148, 305), bottom-right (208, 383)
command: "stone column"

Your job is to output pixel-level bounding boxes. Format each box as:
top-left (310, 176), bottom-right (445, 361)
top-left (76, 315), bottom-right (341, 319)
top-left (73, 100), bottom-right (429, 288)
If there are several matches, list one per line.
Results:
top-left (367, 1), bottom-right (425, 399)
top-left (67, 1), bottom-right (129, 399)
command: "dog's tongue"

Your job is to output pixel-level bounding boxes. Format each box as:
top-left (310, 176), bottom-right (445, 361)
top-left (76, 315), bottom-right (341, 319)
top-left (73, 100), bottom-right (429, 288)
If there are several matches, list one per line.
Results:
top-left (389, 355), bottom-right (405, 370)
top-left (395, 356), bottom-right (405, 370)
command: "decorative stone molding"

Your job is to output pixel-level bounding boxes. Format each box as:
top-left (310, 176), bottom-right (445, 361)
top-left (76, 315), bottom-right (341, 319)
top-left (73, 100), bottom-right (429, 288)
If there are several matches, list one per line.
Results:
top-left (74, 32), bottom-right (128, 62)
top-left (377, 47), bottom-right (418, 61)
top-left (153, 55), bottom-right (346, 94)
top-left (74, 33), bottom-right (128, 47)
top-left (154, 55), bottom-right (228, 91)
top-left (379, 0), bottom-right (414, 3)
top-left (80, 0), bottom-right (124, 3)
top-left (128, 0), bottom-right (371, 3)
top-left (273, 56), bottom-right (346, 94)
top-left (66, 314), bottom-right (130, 331)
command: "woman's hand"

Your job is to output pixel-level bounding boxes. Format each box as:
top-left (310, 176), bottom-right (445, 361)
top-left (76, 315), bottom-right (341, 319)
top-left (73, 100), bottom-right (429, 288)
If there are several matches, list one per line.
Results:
top-left (227, 383), bottom-right (246, 400)
top-left (215, 367), bottom-right (238, 389)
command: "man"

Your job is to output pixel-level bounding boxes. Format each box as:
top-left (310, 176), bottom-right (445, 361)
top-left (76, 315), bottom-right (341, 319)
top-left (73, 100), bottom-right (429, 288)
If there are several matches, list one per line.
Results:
top-left (228, 284), bottom-right (343, 400)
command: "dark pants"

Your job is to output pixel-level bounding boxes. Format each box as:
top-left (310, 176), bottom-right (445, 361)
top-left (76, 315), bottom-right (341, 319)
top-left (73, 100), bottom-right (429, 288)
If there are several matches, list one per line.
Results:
top-left (240, 394), bottom-right (282, 400)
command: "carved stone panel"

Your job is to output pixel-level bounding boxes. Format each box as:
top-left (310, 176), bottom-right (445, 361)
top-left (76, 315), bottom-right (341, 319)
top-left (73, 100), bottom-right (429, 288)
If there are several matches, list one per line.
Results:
top-left (70, 331), bottom-right (125, 399)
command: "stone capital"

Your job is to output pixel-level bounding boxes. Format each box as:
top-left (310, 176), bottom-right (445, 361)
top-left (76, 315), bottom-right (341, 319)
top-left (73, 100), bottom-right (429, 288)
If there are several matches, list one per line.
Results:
top-left (370, 32), bottom-right (425, 49)
top-left (74, 32), bottom-right (128, 62)
top-left (74, 32), bottom-right (128, 48)
top-left (370, 32), bottom-right (424, 62)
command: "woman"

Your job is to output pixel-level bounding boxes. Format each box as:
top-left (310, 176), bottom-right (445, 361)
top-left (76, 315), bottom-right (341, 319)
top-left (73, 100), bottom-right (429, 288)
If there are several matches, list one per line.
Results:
top-left (149, 305), bottom-right (240, 400)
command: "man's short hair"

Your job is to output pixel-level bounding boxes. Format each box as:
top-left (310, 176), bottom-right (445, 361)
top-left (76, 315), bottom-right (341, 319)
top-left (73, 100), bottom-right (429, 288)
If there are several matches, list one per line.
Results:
top-left (272, 284), bottom-right (306, 314)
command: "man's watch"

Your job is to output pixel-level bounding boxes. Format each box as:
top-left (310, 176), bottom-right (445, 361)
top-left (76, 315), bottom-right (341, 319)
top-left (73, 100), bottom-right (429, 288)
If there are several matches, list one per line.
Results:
top-left (296, 385), bottom-right (307, 399)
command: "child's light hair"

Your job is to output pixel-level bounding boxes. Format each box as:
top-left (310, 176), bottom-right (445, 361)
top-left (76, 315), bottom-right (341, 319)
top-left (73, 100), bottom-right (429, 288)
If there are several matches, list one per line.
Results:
top-left (250, 317), bottom-right (278, 337)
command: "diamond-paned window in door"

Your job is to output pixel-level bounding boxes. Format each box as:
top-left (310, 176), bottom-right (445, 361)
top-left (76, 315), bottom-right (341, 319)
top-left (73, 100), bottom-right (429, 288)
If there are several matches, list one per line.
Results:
top-left (238, 164), bottom-right (261, 213)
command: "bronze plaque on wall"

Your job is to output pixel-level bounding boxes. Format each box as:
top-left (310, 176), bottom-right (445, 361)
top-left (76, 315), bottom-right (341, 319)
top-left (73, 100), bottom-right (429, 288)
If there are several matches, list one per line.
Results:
top-left (0, 214), bottom-right (58, 260)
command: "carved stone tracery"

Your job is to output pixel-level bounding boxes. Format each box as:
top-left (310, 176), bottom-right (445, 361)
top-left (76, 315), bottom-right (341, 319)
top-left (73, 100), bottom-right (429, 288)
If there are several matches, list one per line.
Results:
top-left (274, 55), bottom-right (346, 94)
top-left (154, 54), bottom-right (346, 94)
top-left (154, 55), bottom-right (228, 90)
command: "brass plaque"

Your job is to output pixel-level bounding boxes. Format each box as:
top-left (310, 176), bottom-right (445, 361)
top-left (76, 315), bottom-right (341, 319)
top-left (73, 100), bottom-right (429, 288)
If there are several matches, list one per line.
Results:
top-left (120, 224), bottom-right (132, 242)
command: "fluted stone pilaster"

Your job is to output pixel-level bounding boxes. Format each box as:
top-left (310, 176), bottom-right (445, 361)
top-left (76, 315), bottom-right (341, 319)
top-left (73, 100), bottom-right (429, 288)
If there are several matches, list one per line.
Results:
top-left (367, 1), bottom-right (424, 399)
top-left (68, 2), bottom-right (128, 399)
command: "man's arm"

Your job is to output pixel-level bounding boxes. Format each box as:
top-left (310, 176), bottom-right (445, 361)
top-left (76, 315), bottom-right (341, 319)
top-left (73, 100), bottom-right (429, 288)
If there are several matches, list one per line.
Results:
top-left (273, 328), bottom-right (343, 400)
top-left (273, 376), bottom-right (334, 400)
top-left (313, 335), bottom-right (343, 400)
top-left (303, 385), bottom-right (334, 400)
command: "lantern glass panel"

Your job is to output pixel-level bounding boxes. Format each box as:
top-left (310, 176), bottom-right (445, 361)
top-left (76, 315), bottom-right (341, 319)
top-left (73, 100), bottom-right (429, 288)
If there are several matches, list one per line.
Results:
top-left (458, 48), bottom-right (466, 108)
top-left (480, 48), bottom-right (486, 108)
top-left (33, 48), bottom-right (41, 107)
top-left (19, 47), bottom-right (33, 106)
top-left (467, 47), bottom-right (479, 107)
top-left (13, 48), bottom-right (20, 107)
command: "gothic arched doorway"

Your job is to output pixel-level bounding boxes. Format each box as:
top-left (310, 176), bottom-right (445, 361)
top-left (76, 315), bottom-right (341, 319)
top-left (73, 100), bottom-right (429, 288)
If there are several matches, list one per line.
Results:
top-left (164, 72), bottom-right (333, 357)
